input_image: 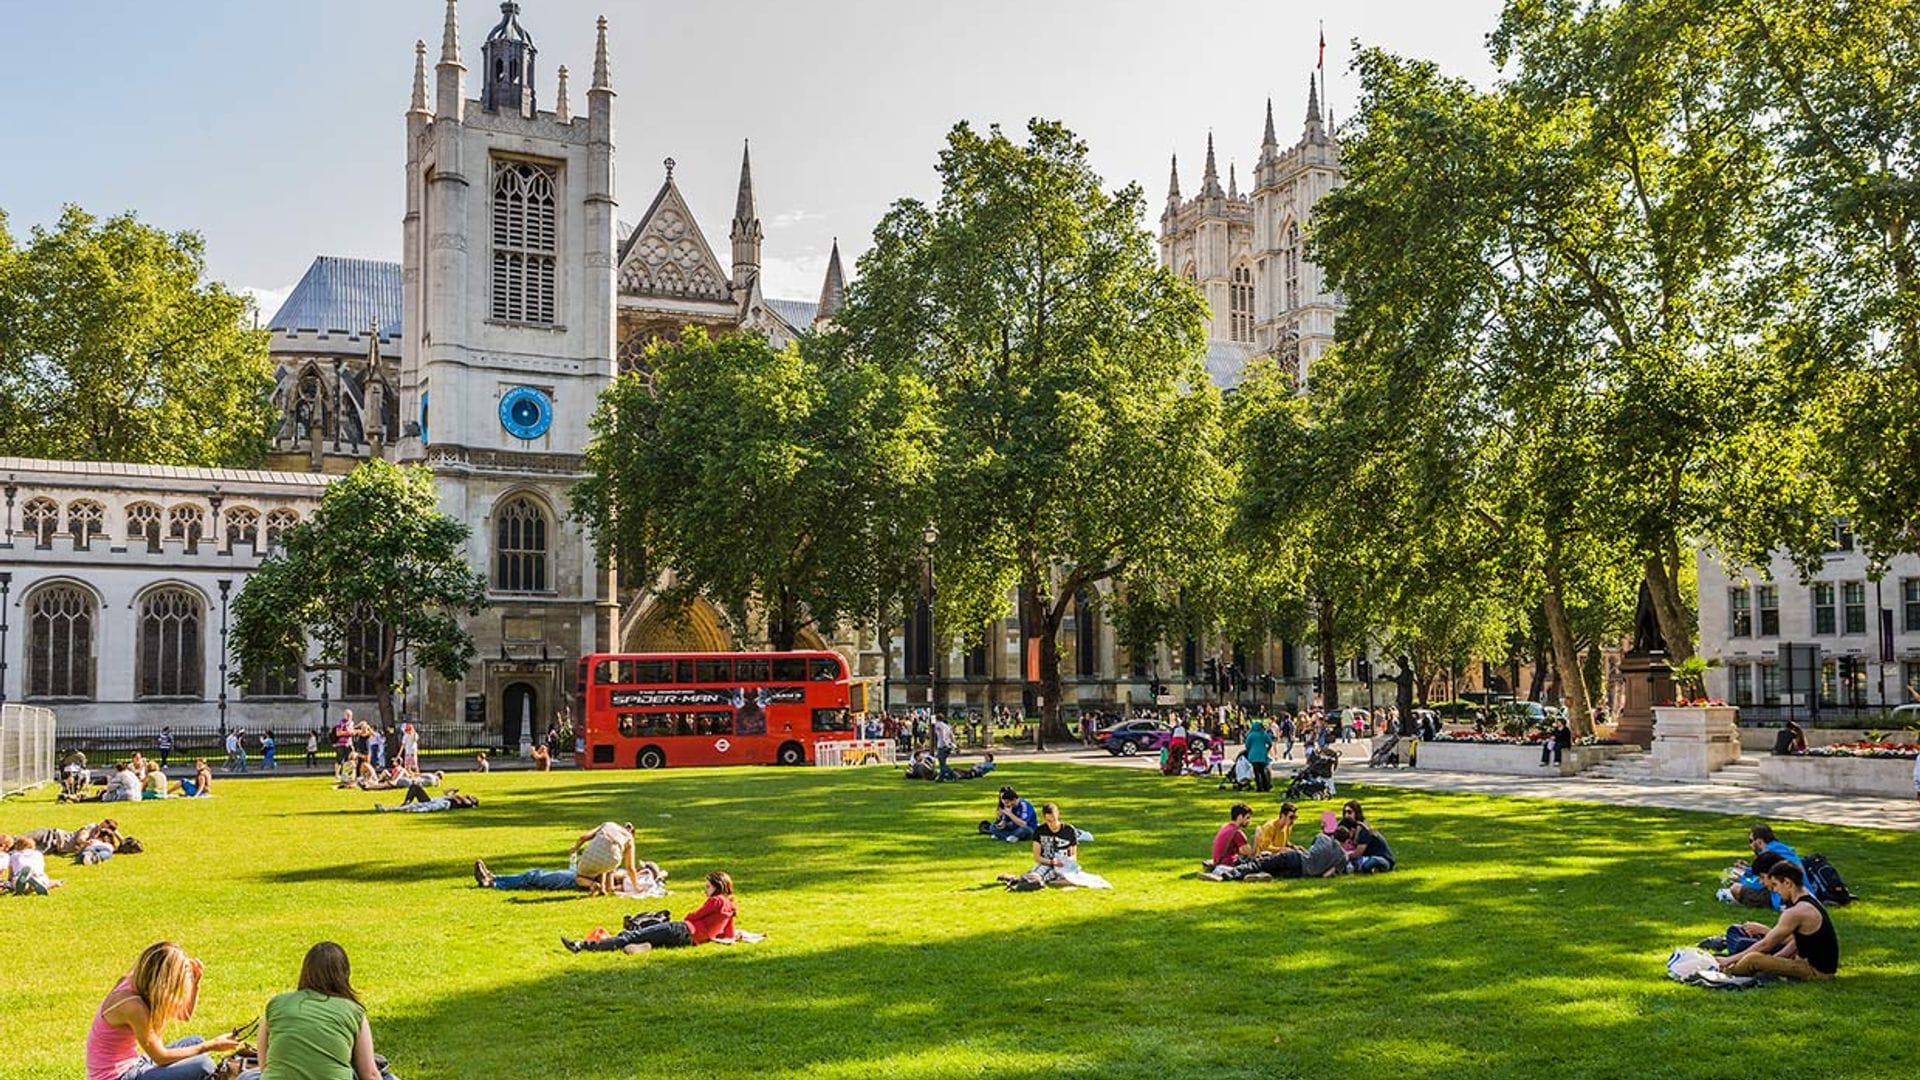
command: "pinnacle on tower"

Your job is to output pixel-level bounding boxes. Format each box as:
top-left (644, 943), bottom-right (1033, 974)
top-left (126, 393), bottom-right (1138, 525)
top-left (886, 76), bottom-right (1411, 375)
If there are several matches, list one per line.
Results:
top-left (556, 65), bottom-right (571, 121)
top-left (1263, 97), bottom-right (1278, 151)
top-left (817, 240), bottom-right (847, 322)
top-left (1201, 133), bottom-right (1223, 197)
top-left (1166, 153), bottom-right (1181, 206)
top-left (1305, 73), bottom-right (1323, 136)
top-left (734, 139), bottom-right (757, 225)
top-left (440, 0), bottom-right (461, 64)
top-left (1228, 162), bottom-right (1238, 200)
top-left (436, 0), bottom-right (466, 120)
top-left (592, 15), bottom-right (612, 91)
top-left (410, 40), bottom-right (429, 113)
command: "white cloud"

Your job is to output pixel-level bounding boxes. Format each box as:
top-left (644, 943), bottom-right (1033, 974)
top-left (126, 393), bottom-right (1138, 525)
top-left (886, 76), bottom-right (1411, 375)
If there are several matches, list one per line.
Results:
top-left (239, 284), bottom-right (294, 326)
top-left (760, 253), bottom-right (831, 302)
top-left (769, 208), bottom-right (823, 229)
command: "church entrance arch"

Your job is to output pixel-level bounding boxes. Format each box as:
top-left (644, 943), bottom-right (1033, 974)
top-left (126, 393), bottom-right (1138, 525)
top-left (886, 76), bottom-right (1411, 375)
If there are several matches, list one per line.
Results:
top-left (501, 681), bottom-right (538, 752)
top-left (622, 596), bottom-right (734, 653)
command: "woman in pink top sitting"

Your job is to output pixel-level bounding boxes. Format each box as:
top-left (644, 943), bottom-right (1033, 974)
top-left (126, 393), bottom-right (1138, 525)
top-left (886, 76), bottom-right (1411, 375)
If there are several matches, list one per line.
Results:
top-left (86, 942), bottom-right (239, 1080)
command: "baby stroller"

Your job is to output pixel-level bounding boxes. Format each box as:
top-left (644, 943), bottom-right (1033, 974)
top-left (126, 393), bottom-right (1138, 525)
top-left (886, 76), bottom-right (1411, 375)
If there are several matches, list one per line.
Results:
top-left (1218, 751), bottom-right (1256, 791)
top-left (1284, 748), bottom-right (1340, 800)
top-left (1367, 731), bottom-right (1402, 769)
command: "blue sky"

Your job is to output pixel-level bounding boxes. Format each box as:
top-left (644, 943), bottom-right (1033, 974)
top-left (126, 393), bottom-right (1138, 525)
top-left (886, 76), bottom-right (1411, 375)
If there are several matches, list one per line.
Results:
top-left (0, 0), bottom-right (1502, 314)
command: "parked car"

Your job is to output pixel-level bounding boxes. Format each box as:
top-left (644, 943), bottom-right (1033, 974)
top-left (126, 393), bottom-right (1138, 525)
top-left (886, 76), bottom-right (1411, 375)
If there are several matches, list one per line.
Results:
top-left (1098, 720), bottom-right (1216, 757)
top-left (1889, 703), bottom-right (1920, 729)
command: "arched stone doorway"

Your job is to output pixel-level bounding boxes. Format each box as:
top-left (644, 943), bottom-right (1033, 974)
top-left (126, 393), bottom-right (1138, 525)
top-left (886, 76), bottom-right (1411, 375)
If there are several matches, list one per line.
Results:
top-left (502, 681), bottom-right (538, 752)
top-left (622, 596), bottom-right (734, 652)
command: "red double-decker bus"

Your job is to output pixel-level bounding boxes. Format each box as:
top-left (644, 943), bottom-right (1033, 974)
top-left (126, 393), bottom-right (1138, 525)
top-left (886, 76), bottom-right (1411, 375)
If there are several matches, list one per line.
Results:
top-left (574, 651), bottom-right (869, 769)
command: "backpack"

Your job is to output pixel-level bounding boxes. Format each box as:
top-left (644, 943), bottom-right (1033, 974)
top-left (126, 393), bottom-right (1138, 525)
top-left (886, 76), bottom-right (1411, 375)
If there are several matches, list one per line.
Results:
top-left (1802, 853), bottom-right (1855, 905)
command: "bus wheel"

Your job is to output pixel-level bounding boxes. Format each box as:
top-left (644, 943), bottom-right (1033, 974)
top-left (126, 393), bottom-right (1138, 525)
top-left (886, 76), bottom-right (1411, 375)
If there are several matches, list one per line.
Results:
top-left (636, 746), bottom-right (666, 770)
top-left (777, 741), bottom-right (806, 766)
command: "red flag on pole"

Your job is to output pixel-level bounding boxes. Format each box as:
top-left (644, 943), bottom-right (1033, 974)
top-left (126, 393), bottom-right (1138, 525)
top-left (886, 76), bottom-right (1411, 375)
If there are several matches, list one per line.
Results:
top-left (1318, 22), bottom-right (1326, 70)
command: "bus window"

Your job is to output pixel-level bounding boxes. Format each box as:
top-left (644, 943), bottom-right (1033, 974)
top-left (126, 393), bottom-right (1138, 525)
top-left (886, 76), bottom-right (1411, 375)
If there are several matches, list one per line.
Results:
top-left (633, 659), bottom-right (674, 683)
top-left (736, 657), bottom-right (771, 683)
top-left (695, 658), bottom-right (733, 684)
top-left (813, 708), bottom-right (855, 733)
top-left (675, 659), bottom-right (697, 684)
top-left (595, 660), bottom-right (614, 685)
top-left (701, 711), bottom-right (735, 735)
top-left (810, 657), bottom-right (841, 681)
top-left (771, 657), bottom-right (808, 682)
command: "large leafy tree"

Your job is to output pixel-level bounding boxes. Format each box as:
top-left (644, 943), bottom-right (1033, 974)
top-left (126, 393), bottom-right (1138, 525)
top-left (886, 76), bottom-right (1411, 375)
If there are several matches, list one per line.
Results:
top-left (233, 460), bottom-right (488, 728)
top-left (0, 205), bottom-right (273, 466)
top-left (837, 119), bottom-right (1229, 738)
top-left (573, 328), bottom-right (936, 651)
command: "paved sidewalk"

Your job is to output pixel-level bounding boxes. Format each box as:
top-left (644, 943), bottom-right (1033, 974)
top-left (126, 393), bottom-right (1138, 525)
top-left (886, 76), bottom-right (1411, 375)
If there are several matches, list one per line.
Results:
top-left (1063, 748), bottom-right (1920, 832)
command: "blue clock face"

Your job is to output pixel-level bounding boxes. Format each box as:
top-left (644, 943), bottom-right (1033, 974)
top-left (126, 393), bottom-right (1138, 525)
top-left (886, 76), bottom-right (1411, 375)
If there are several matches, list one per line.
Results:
top-left (499, 386), bottom-right (553, 440)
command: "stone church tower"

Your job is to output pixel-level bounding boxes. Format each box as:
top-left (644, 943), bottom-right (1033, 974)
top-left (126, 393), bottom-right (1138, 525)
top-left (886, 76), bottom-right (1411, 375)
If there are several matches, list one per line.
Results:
top-left (397, 0), bottom-right (618, 743)
top-left (1161, 78), bottom-right (1342, 389)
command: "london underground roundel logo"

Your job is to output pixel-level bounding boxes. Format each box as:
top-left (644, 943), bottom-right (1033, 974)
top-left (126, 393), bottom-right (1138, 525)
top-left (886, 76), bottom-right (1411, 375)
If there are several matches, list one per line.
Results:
top-left (499, 386), bottom-right (554, 440)
top-left (714, 738), bottom-right (732, 753)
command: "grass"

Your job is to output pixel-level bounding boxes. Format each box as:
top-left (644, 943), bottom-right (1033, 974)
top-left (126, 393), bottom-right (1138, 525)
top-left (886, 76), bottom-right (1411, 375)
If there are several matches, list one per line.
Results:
top-left (3, 763), bottom-right (1916, 1079)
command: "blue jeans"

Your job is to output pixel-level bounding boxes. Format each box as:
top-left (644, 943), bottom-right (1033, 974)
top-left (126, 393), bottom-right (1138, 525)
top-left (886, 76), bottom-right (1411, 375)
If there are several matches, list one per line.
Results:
top-left (1352, 855), bottom-right (1394, 874)
top-left (263, 748), bottom-right (276, 769)
top-left (989, 823), bottom-right (1033, 843)
top-left (492, 869), bottom-right (581, 890)
top-left (124, 1036), bottom-right (215, 1079)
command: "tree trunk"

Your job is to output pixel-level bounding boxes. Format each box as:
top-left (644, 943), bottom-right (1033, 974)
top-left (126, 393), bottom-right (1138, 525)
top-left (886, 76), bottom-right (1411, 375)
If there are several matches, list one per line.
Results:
top-left (1316, 596), bottom-right (1341, 710)
top-left (1039, 616), bottom-right (1067, 744)
top-left (1642, 551), bottom-right (1695, 664)
top-left (1543, 557), bottom-right (1594, 738)
top-left (769, 587), bottom-right (798, 652)
top-left (1394, 655), bottom-right (1416, 734)
top-left (375, 623), bottom-right (398, 730)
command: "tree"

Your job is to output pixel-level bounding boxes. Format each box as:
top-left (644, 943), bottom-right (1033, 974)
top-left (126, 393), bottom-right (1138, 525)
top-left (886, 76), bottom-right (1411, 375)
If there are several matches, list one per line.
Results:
top-left (837, 119), bottom-right (1229, 739)
top-left (573, 328), bottom-right (936, 651)
top-left (0, 205), bottom-right (273, 466)
top-left (233, 460), bottom-right (488, 728)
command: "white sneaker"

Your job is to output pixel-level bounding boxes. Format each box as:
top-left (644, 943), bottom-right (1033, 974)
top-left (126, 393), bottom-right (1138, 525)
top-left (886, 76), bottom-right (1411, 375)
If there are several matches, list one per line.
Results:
top-left (1716, 888), bottom-right (1734, 904)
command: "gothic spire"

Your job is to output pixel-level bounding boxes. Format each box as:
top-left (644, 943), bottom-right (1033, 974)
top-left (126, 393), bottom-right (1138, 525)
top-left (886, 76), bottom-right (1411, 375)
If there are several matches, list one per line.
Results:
top-left (440, 0), bottom-right (461, 64)
top-left (1228, 162), bottom-right (1239, 200)
top-left (1166, 153), bottom-right (1181, 206)
top-left (734, 139), bottom-right (757, 225)
top-left (1263, 96), bottom-right (1278, 151)
top-left (436, 0), bottom-right (465, 120)
top-left (410, 40), bottom-right (429, 114)
top-left (555, 65), bottom-right (571, 122)
top-left (592, 15), bottom-right (612, 91)
top-left (1305, 73), bottom-right (1324, 138)
top-left (1201, 132), bottom-right (1223, 197)
top-left (817, 240), bottom-right (847, 322)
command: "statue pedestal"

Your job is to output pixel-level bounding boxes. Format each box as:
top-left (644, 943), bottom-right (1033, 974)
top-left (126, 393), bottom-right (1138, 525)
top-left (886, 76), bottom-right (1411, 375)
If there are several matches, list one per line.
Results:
top-left (1650, 705), bottom-right (1741, 780)
top-left (1615, 652), bottom-right (1672, 749)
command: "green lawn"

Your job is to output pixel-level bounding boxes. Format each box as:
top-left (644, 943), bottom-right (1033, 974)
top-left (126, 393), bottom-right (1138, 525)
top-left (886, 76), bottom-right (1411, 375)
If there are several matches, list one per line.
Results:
top-left (3, 764), bottom-right (1915, 1079)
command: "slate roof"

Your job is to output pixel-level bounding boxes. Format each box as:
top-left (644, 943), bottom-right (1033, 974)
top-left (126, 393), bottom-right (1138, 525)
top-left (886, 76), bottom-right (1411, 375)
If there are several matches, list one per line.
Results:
top-left (0, 456), bottom-right (335, 490)
top-left (269, 256), bottom-right (403, 342)
top-left (764, 298), bottom-right (819, 331)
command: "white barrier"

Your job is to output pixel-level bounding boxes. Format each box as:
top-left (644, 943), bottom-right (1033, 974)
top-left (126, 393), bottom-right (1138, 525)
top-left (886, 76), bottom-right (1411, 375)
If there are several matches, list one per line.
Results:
top-left (814, 739), bottom-right (898, 767)
top-left (1, 703), bottom-right (57, 796)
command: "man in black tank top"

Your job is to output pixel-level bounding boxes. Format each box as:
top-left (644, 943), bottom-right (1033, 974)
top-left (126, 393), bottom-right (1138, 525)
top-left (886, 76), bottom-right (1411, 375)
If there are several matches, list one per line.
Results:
top-left (1719, 860), bottom-right (1839, 980)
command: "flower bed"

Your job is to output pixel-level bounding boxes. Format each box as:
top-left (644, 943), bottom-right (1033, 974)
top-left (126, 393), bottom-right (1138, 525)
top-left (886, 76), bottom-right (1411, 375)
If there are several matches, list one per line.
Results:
top-left (1802, 741), bottom-right (1920, 760)
top-left (1425, 731), bottom-right (1622, 747)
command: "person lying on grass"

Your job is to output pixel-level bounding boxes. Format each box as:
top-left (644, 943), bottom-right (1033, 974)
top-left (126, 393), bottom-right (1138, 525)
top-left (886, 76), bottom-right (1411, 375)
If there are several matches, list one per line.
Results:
top-left (86, 942), bottom-right (241, 1080)
top-left (1203, 803), bottom-right (1255, 873)
top-left (1714, 860), bottom-right (1840, 981)
top-left (979, 787), bottom-right (1038, 842)
top-left (233, 941), bottom-right (395, 1080)
top-left (1202, 823), bottom-right (1351, 882)
top-left (474, 820), bottom-right (641, 894)
top-left (998, 803), bottom-right (1111, 890)
top-left (18, 820), bottom-right (119, 858)
top-left (375, 790), bottom-right (479, 813)
top-left (563, 870), bottom-right (737, 955)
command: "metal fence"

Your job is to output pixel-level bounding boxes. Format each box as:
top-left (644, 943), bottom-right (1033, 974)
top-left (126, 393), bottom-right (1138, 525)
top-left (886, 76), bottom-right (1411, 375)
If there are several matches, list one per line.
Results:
top-left (54, 722), bottom-right (500, 768)
top-left (1, 703), bottom-right (57, 796)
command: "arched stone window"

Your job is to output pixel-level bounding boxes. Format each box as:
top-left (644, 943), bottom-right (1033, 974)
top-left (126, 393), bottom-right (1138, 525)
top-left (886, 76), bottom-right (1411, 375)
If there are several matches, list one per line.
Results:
top-left (22, 497), bottom-right (59, 546)
top-left (1283, 222), bottom-right (1301, 312)
top-left (167, 505), bottom-right (205, 553)
top-left (225, 506), bottom-right (260, 550)
top-left (125, 503), bottom-right (164, 552)
top-left (491, 159), bottom-right (559, 325)
top-left (67, 500), bottom-right (105, 547)
top-left (264, 509), bottom-right (300, 550)
top-left (343, 619), bottom-right (385, 699)
top-left (137, 587), bottom-right (204, 699)
top-left (1229, 263), bottom-right (1255, 343)
top-left (494, 495), bottom-right (549, 593)
top-left (26, 584), bottom-right (95, 699)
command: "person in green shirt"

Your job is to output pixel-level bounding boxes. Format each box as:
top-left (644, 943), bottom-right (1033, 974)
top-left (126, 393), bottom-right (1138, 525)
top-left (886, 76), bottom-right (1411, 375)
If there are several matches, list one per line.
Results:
top-left (238, 942), bottom-right (390, 1080)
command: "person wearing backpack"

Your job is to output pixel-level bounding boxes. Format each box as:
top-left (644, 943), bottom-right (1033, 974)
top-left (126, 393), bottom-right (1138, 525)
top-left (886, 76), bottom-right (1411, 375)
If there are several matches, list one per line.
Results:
top-left (1717, 861), bottom-right (1839, 981)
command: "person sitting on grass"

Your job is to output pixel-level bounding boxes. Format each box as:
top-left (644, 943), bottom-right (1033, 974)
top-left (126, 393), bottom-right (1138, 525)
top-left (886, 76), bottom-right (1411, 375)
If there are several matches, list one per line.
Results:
top-left (1253, 803), bottom-right (1298, 856)
top-left (88, 761), bottom-right (142, 804)
top-left (532, 743), bottom-right (552, 771)
top-left (1204, 803), bottom-right (1255, 872)
top-left (234, 941), bottom-right (395, 1080)
top-left (474, 821), bottom-right (639, 894)
top-left (979, 787), bottom-right (1038, 842)
top-left (1202, 823), bottom-right (1352, 882)
top-left (86, 942), bottom-right (241, 1080)
top-left (178, 759), bottom-right (214, 798)
top-left (1720, 824), bottom-right (1804, 908)
top-left (1343, 815), bottom-right (1396, 874)
top-left (8, 836), bottom-right (63, 895)
top-left (475, 750), bottom-right (491, 773)
top-left (997, 803), bottom-right (1111, 890)
top-left (376, 790), bottom-right (479, 813)
top-left (142, 764), bottom-right (170, 800)
top-left (563, 870), bottom-right (739, 955)
top-left (1715, 861), bottom-right (1840, 981)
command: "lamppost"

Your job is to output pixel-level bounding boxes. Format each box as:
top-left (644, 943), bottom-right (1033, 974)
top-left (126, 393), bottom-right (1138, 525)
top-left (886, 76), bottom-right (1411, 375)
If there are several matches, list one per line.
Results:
top-left (217, 579), bottom-right (232, 734)
top-left (922, 524), bottom-right (939, 712)
top-left (0, 570), bottom-right (12, 706)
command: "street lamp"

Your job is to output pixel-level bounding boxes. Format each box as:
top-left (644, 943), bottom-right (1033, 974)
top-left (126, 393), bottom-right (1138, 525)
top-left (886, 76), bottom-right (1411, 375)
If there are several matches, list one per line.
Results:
top-left (0, 570), bottom-right (12, 706)
top-left (922, 524), bottom-right (939, 711)
top-left (217, 579), bottom-right (232, 734)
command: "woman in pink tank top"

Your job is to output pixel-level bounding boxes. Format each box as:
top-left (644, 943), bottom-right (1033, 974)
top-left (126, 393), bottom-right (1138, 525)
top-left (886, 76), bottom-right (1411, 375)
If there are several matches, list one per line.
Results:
top-left (86, 942), bottom-right (239, 1080)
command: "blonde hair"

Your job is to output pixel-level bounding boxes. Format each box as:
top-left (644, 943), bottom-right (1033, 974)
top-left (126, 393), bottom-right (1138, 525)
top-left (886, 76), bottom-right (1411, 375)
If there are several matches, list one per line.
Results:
top-left (131, 942), bottom-right (195, 1022)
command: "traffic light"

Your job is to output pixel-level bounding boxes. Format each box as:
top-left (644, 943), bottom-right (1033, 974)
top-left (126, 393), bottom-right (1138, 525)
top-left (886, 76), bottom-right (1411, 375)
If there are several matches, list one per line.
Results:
top-left (1203, 658), bottom-right (1218, 690)
top-left (1312, 674), bottom-right (1324, 694)
top-left (1260, 672), bottom-right (1276, 695)
top-left (1356, 658), bottom-right (1372, 682)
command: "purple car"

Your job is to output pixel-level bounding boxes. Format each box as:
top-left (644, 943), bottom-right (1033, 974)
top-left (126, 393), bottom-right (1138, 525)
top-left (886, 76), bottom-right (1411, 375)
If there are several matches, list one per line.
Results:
top-left (1098, 719), bottom-right (1215, 757)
